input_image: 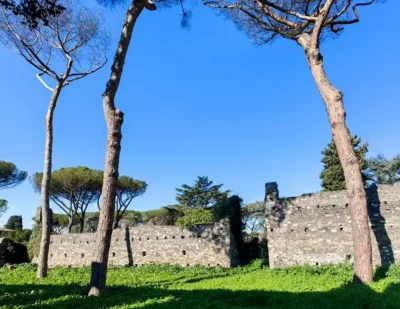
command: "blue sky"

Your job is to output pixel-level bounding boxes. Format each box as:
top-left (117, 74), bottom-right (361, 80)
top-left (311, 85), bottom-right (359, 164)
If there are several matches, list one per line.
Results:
top-left (0, 1), bottom-right (399, 228)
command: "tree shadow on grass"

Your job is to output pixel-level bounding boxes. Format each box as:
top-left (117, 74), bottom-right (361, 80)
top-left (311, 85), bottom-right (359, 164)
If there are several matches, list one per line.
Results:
top-left (1, 282), bottom-right (400, 309)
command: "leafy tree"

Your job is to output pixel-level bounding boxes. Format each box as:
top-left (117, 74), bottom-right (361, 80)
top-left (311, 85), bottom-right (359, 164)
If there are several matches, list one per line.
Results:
top-left (242, 201), bottom-right (266, 239)
top-left (320, 135), bottom-right (369, 191)
top-left (176, 208), bottom-right (214, 227)
top-left (32, 167), bottom-right (103, 233)
top-left (6, 228), bottom-right (32, 244)
top-left (0, 160), bottom-right (27, 189)
top-left (5, 215), bottom-right (23, 230)
top-left (0, 199), bottom-right (8, 218)
top-left (52, 213), bottom-right (69, 234)
top-left (118, 210), bottom-right (142, 227)
top-left (140, 206), bottom-right (182, 226)
top-left (176, 176), bottom-right (230, 209)
top-left (97, 176), bottom-right (147, 229)
top-left (368, 155), bottom-right (400, 185)
top-left (0, 0), bottom-right (65, 28)
top-left (0, 0), bottom-right (109, 279)
top-left (204, 0), bottom-right (379, 282)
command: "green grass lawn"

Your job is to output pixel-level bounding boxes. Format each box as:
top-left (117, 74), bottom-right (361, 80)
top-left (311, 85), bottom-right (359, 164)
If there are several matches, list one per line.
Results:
top-left (1, 262), bottom-right (400, 309)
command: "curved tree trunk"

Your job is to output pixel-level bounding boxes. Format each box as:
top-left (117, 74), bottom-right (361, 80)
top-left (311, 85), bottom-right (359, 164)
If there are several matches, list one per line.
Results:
top-left (36, 82), bottom-right (63, 278)
top-left (88, 0), bottom-right (146, 296)
top-left (298, 34), bottom-right (373, 283)
top-left (37, 58), bottom-right (73, 278)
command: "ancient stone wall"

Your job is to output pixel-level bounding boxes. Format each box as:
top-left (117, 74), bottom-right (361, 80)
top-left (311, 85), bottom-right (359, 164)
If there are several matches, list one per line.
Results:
top-left (265, 182), bottom-right (400, 268)
top-left (39, 219), bottom-right (236, 268)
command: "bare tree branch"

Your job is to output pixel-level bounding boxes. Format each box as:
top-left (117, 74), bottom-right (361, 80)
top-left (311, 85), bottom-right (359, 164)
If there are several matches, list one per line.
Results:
top-left (36, 73), bottom-right (54, 91)
top-left (203, 0), bottom-right (379, 46)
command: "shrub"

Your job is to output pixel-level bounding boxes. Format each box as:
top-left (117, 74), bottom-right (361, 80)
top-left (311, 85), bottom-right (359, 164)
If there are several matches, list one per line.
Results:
top-left (0, 238), bottom-right (29, 265)
top-left (27, 224), bottom-right (41, 261)
top-left (176, 209), bottom-right (214, 227)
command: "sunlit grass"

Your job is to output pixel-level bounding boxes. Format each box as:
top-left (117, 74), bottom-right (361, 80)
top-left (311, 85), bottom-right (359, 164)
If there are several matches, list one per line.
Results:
top-left (1, 261), bottom-right (400, 308)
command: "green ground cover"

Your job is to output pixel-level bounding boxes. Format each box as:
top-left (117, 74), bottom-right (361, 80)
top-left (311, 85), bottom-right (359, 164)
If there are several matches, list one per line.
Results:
top-left (1, 262), bottom-right (400, 309)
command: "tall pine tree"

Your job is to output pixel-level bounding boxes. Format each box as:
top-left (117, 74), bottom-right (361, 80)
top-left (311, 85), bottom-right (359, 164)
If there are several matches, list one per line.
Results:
top-left (320, 135), bottom-right (369, 191)
top-left (176, 176), bottom-right (230, 209)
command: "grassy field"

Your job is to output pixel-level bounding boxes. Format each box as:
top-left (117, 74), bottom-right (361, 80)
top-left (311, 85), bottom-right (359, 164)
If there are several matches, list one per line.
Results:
top-left (1, 261), bottom-right (400, 309)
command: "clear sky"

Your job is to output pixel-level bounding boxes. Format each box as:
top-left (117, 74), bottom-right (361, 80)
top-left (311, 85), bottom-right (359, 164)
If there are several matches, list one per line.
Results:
top-left (0, 1), bottom-right (399, 228)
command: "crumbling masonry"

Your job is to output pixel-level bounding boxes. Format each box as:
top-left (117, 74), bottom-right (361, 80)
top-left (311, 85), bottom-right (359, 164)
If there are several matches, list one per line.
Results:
top-left (265, 182), bottom-right (400, 268)
top-left (35, 219), bottom-right (238, 268)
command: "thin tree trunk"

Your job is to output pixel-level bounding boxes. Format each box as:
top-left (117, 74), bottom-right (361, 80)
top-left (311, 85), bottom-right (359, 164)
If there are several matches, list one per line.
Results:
top-left (68, 216), bottom-right (73, 233)
top-left (113, 217), bottom-right (119, 229)
top-left (88, 0), bottom-right (145, 296)
top-left (80, 217), bottom-right (85, 233)
top-left (37, 58), bottom-right (73, 278)
top-left (298, 34), bottom-right (373, 283)
top-left (113, 203), bottom-right (123, 229)
top-left (36, 83), bottom-right (63, 278)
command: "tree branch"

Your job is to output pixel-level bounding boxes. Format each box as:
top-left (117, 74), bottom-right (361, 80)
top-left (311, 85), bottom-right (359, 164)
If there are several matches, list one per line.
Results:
top-left (36, 73), bottom-right (54, 91)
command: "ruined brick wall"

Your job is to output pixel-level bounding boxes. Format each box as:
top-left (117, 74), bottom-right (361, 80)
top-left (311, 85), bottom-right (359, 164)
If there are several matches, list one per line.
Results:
top-left (40, 219), bottom-right (236, 268)
top-left (265, 182), bottom-right (400, 268)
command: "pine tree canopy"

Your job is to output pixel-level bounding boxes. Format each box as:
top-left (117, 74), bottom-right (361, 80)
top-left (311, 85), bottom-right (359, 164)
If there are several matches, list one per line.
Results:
top-left (175, 176), bottom-right (230, 209)
top-left (320, 135), bottom-right (369, 191)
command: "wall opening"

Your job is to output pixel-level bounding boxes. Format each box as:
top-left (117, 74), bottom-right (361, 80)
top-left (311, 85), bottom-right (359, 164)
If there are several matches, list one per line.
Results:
top-left (182, 250), bottom-right (186, 255)
top-left (81, 253), bottom-right (84, 258)
top-left (142, 251), bottom-right (146, 257)
top-left (181, 235), bottom-right (185, 239)
top-left (112, 252), bottom-right (116, 257)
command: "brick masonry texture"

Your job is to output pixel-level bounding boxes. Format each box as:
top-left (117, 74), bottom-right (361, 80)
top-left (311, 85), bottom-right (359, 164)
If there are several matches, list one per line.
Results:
top-left (265, 182), bottom-right (400, 268)
top-left (35, 219), bottom-right (236, 268)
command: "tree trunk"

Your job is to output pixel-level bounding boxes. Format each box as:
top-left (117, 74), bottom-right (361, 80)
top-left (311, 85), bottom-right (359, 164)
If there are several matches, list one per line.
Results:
top-left (113, 217), bottom-right (119, 230)
top-left (36, 83), bottom-right (63, 279)
top-left (80, 217), bottom-right (85, 233)
top-left (297, 34), bottom-right (373, 283)
top-left (68, 216), bottom-right (73, 233)
top-left (88, 0), bottom-right (145, 296)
